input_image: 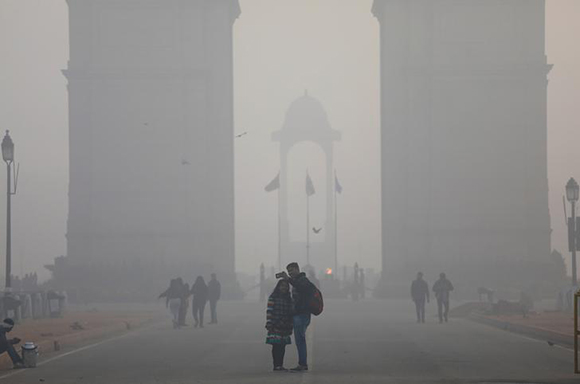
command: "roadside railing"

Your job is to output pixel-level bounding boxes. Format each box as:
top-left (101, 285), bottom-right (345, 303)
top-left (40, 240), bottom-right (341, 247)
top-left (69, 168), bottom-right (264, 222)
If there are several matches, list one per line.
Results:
top-left (0, 289), bottom-right (67, 322)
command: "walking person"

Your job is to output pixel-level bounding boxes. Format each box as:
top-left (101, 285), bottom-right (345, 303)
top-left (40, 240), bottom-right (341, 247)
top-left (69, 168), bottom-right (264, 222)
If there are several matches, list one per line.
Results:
top-left (280, 262), bottom-right (316, 372)
top-left (432, 273), bottom-right (454, 323)
top-left (191, 276), bottom-right (208, 328)
top-left (265, 280), bottom-right (294, 372)
top-left (159, 278), bottom-right (183, 329)
top-left (178, 282), bottom-right (190, 327)
top-left (208, 273), bottom-right (221, 324)
top-left (411, 272), bottom-right (429, 323)
top-left (0, 318), bottom-right (24, 369)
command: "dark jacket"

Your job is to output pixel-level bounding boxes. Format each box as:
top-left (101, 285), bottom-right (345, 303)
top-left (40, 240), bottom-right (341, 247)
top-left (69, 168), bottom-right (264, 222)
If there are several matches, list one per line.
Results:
top-left (266, 294), bottom-right (294, 336)
top-left (289, 272), bottom-right (314, 315)
top-left (433, 278), bottom-right (454, 302)
top-left (411, 279), bottom-right (429, 302)
top-left (159, 284), bottom-right (182, 307)
top-left (208, 279), bottom-right (221, 302)
top-left (0, 327), bottom-right (17, 350)
top-left (191, 282), bottom-right (208, 304)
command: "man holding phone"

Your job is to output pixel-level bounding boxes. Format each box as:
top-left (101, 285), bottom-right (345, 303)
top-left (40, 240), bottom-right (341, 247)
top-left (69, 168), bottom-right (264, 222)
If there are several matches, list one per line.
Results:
top-left (279, 262), bottom-right (314, 372)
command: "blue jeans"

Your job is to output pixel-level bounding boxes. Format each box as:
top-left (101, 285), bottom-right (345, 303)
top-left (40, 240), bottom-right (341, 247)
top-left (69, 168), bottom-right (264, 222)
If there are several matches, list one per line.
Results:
top-left (293, 313), bottom-right (311, 366)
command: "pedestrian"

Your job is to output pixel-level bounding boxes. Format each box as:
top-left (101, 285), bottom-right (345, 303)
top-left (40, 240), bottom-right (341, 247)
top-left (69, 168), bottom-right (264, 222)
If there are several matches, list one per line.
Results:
top-left (411, 272), bottom-right (429, 323)
top-left (280, 262), bottom-right (316, 372)
top-left (191, 276), bottom-right (208, 328)
top-left (265, 279), bottom-right (294, 372)
top-left (178, 281), bottom-right (190, 327)
top-left (159, 278), bottom-right (183, 329)
top-left (432, 273), bottom-right (454, 323)
top-left (0, 318), bottom-right (24, 369)
top-left (360, 269), bottom-right (366, 299)
top-left (207, 273), bottom-right (221, 324)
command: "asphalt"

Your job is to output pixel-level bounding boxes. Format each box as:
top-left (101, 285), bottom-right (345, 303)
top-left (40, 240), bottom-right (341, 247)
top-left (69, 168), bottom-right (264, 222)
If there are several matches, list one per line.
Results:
top-left (2, 299), bottom-right (578, 384)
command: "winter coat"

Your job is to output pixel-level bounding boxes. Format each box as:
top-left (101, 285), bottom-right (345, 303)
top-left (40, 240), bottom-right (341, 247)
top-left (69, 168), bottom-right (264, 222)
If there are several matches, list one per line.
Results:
top-left (208, 280), bottom-right (221, 302)
top-left (411, 279), bottom-right (429, 302)
top-left (265, 293), bottom-right (294, 345)
top-left (191, 282), bottom-right (208, 304)
top-left (289, 272), bottom-right (315, 315)
top-left (433, 278), bottom-right (454, 302)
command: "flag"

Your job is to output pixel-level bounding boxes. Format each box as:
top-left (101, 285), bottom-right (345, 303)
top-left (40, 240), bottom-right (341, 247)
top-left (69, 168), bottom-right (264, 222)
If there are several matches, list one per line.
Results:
top-left (306, 172), bottom-right (316, 196)
top-left (335, 174), bottom-right (343, 194)
top-left (264, 173), bottom-right (280, 192)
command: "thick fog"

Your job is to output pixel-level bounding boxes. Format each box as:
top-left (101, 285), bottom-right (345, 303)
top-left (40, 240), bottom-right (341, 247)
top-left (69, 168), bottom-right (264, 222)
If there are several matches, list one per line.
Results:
top-left (0, 0), bottom-right (578, 284)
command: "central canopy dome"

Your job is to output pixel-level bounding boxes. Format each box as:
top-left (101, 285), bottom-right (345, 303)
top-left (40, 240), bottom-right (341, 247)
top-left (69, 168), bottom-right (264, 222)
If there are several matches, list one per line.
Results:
top-left (282, 93), bottom-right (332, 132)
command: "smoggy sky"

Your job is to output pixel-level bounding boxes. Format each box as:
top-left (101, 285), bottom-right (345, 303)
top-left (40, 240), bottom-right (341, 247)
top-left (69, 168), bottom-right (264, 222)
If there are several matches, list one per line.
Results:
top-left (0, 0), bottom-right (578, 280)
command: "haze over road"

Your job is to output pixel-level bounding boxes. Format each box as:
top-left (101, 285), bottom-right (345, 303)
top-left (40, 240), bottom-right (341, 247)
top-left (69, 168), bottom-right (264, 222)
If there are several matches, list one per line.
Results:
top-left (2, 299), bottom-right (576, 384)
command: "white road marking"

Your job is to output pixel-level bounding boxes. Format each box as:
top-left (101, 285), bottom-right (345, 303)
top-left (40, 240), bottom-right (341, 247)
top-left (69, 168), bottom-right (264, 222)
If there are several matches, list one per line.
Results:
top-left (0, 327), bottom-right (140, 381)
top-left (505, 332), bottom-right (573, 352)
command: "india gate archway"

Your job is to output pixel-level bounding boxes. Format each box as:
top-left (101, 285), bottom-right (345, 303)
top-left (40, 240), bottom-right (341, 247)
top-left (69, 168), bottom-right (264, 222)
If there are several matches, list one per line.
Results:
top-left (62, 0), bottom-right (552, 299)
top-left (272, 93), bottom-right (341, 273)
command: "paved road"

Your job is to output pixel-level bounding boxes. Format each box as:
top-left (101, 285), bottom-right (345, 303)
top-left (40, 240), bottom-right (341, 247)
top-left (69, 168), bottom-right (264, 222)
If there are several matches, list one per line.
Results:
top-left (2, 299), bottom-right (577, 383)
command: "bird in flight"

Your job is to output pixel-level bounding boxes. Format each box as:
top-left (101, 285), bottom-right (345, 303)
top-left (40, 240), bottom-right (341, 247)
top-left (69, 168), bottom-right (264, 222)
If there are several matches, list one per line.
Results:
top-left (312, 227), bottom-right (322, 234)
top-left (181, 159), bottom-right (191, 166)
top-left (235, 132), bottom-right (248, 138)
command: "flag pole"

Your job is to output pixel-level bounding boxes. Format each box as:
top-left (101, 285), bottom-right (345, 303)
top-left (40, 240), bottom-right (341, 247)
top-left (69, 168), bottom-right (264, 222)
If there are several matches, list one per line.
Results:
top-left (277, 188), bottom-right (281, 270)
top-left (334, 171), bottom-right (338, 275)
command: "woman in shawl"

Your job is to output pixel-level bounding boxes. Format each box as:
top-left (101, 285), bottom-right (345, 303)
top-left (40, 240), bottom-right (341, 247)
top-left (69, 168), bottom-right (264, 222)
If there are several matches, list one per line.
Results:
top-left (265, 279), bottom-right (294, 371)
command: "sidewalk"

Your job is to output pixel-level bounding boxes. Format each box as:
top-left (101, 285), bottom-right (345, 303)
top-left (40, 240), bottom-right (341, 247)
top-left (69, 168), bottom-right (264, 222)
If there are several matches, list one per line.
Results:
top-left (470, 311), bottom-right (574, 347)
top-left (0, 307), bottom-right (161, 370)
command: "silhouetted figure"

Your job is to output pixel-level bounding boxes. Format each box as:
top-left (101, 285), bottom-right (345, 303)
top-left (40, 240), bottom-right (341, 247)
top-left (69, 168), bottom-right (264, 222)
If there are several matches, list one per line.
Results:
top-left (0, 318), bottom-right (23, 368)
top-left (178, 282), bottom-right (190, 326)
top-left (360, 269), bottom-right (366, 299)
top-left (159, 278), bottom-right (183, 329)
top-left (265, 280), bottom-right (294, 371)
top-left (433, 273), bottom-right (454, 323)
top-left (191, 276), bottom-right (208, 328)
top-left (208, 273), bottom-right (221, 324)
top-left (280, 262), bottom-right (316, 372)
top-left (411, 272), bottom-right (430, 323)
top-left (352, 263), bottom-right (360, 301)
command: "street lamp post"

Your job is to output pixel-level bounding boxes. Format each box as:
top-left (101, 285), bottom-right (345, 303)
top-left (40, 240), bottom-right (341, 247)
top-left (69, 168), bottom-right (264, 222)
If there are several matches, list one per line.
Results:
top-left (566, 177), bottom-right (580, 286)
top-left (1, 131), bottom-right (14, 290)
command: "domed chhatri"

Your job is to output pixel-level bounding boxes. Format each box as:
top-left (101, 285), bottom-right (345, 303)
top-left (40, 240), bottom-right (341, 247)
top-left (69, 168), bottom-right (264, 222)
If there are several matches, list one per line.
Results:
top-left (271, 92), bottom-right (340, 271)
top-left (273, 92), bottom-right (340, 144)
top-left (282, 92), bottom-right (332, 132)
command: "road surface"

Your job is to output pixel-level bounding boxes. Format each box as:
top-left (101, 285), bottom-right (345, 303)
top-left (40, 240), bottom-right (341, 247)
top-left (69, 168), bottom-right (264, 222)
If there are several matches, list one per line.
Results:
top-left (2, 299), bottom-right (577, 383)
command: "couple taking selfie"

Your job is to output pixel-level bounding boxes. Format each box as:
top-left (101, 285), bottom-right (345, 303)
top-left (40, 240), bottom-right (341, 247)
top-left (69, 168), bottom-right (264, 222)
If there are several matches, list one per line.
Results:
top-left (265, 262), bottom-right (323, 372)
